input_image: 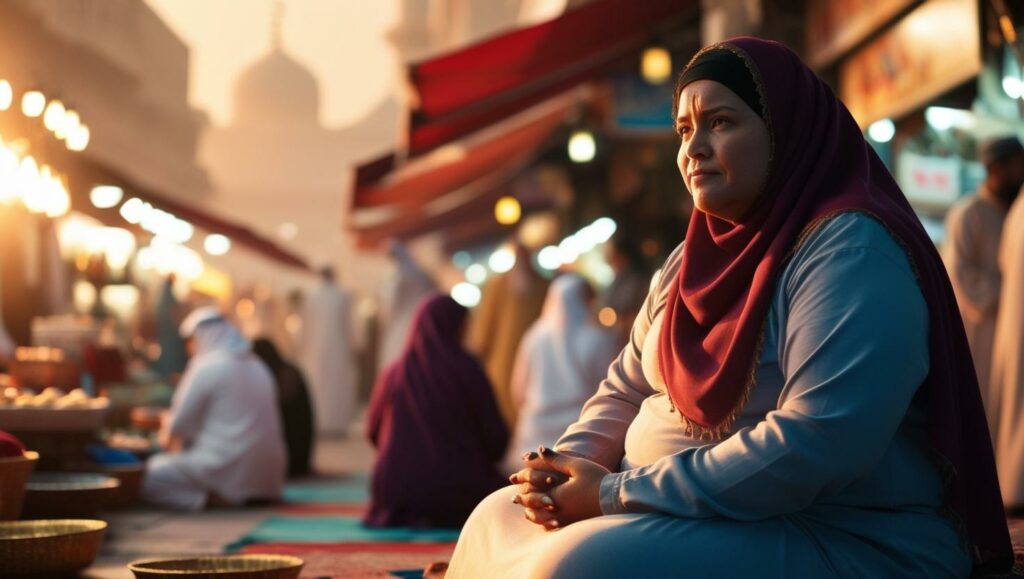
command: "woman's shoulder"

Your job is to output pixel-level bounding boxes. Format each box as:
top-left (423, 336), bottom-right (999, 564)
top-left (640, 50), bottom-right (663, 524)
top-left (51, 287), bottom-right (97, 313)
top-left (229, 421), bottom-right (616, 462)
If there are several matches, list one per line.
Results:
top-left (781, 211), bottom-right (920, 302)
top-left (790, 211), bottom-right (912, 269)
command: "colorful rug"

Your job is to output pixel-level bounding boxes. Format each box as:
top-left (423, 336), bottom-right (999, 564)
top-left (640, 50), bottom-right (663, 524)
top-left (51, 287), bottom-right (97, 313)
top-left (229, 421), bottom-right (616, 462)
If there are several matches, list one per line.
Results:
top-left (228, 474), bottom-right (459, 576)
top-left (239, 546), bottom-right (455, 579)
top-left (282, 474), bottom-right (371, 504)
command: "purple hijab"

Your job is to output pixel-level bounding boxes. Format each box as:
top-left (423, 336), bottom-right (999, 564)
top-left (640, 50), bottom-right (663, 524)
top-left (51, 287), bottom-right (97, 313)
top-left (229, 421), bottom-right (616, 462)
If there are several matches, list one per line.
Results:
top-left (365, 294), bottom-right (508, 528)
top-left (658, 37), bottom-right (1010, 567)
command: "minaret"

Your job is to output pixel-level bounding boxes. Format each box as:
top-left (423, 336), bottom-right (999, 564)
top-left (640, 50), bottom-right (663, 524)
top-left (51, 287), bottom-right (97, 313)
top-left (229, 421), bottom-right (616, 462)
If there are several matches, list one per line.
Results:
top-left (271, 0), bottom-right (285, 51)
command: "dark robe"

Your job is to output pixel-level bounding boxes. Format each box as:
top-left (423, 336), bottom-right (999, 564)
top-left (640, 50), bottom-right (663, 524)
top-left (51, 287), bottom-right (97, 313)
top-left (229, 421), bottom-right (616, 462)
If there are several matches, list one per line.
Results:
top-left (365, 295), bottom-right (508, 529)
top-left (253, 338), bottom-right (314, 477)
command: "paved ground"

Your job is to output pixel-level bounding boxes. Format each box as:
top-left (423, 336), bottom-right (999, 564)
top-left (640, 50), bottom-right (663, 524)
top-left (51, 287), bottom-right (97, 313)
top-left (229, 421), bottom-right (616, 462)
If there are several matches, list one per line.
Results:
top-left (84, 413), bottom-right (375, 579)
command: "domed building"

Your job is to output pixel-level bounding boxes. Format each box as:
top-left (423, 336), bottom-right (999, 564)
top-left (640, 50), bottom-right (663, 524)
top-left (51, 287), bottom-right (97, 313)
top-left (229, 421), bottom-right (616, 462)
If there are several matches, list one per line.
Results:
top-left (232, 49), bottom-right (322, 129)
top-left (199, 15), bottom-right (399, 296)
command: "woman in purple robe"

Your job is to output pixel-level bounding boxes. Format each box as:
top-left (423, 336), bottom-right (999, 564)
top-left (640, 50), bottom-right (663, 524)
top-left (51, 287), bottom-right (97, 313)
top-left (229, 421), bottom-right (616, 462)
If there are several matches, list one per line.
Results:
top-left (365, 294), bottom-right (508, 529)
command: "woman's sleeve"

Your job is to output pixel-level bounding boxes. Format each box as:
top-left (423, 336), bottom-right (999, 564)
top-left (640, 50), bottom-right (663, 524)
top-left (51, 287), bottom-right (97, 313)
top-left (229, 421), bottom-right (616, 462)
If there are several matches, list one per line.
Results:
top-left (555, 251), bottom-right (673, 472)
top-left (365, 370), bottom-right (392, 447)
top-left (599, 244), bottom-right (930, 519)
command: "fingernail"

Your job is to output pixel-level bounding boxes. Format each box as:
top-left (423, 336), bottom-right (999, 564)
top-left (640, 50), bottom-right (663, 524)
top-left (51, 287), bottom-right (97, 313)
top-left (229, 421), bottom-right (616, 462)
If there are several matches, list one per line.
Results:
top-left (508, 474), bottom-right (517, 484)
top-left (541, 496), bottom-right (554, 506)
top-left (512, 495), bottom-right (522, 505)
top-left (524, 451), bottom-right (539, 461)
top-left (539, 446), bottom-right (555, 457)
top-left (546, 520), bottom-right (560, 529)
top-left (545, 505), bottom-right (555, 512)
top-left (545, 476), bottom-right (554, 485)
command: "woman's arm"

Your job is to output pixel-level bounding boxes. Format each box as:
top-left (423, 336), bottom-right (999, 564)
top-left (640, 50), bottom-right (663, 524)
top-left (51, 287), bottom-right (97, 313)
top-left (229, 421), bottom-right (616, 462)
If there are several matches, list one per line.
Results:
top-left (599, 243), bottom-right (930, 519)
top-left (555, 245), bottom-right (680, 472)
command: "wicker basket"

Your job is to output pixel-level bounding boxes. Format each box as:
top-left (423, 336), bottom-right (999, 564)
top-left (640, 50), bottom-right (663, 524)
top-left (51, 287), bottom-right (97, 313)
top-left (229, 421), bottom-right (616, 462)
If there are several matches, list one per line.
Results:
top-left (128, 555), bottom-right (304, 579)
top-left (21, 472), bottom-right (120, 520)
top-left (103, 463), bottom-right (145, 508)
top-left (0, 451), bottom-right (38, 520)
top-left (0, 519), bottom-right (106, 575)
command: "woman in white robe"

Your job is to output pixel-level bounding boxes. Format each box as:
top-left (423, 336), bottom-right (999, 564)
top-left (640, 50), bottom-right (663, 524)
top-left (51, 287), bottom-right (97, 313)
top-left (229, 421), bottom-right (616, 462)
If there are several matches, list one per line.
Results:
top-left (501, 274), bottom-right (617, 475)
top-left (142, 307), bottom-right (286, 511)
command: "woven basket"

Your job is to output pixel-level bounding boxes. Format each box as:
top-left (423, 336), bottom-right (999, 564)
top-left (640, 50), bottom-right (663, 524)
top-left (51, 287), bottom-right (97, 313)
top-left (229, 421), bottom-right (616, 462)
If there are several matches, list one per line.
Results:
top-left (0, 519), bottom-right (106, 575)
top-left (103, 463), bottom-right (145, 508)
top-left (128, 555), bottom-right (304, 579)
top-left (21, 472), bottom-right (120, 520)
top-left (0, 451), bottom-right (38, 520)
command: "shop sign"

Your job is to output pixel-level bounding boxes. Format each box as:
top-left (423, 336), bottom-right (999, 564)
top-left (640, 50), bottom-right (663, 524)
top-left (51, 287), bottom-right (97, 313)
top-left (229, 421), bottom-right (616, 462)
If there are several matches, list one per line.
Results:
top-left (806, 0), bottom-right (919, 68)
top-left (897, 150), bottom-right (962, 206)
top-left (840, 0), bottom-right (981, 128)
top-left (610, 73), bottom-right (675, 133)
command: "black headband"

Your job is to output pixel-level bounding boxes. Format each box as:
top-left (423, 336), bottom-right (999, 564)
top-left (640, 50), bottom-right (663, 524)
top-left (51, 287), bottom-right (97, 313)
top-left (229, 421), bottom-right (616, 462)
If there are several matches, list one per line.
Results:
top-left (679, 48), bottom-right (764, 121)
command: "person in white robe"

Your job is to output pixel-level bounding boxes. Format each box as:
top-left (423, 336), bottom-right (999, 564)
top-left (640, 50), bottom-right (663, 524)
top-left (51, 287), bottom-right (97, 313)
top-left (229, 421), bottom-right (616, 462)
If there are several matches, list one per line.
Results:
top-left (502, 274), bottom-right (618, 474)
top-left (944, 136), bottom-right (1024, 435)
top-left (300, 267), bottom-right (359, 436)
top-left (141, 307), bottom-right (286, 511)
top-left (993, 187), bottom-right (1024, 509)
top-left (377, 240), bottom-right (436, 374)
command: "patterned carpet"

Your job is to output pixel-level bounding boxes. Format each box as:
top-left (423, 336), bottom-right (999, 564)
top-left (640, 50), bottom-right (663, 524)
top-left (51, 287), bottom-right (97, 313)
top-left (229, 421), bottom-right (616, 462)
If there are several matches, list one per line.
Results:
top-left (228, 474), bottom-right (456, 578)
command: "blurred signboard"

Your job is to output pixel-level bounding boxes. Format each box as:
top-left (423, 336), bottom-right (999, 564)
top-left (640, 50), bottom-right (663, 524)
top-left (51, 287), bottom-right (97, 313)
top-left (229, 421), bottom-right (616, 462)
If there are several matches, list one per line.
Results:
top-left (840, 0), bottom-right (981, 128)
top-left (806, 0), bottom-right (919, 68)
top-left (610, 74), bottom-right (675, 134)
top-left (897, 149), bottom-right (962, 207)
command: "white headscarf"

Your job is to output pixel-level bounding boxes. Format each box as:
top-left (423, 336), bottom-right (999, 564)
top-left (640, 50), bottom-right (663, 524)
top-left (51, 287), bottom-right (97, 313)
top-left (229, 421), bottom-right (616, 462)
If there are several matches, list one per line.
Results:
top-left (180, 307), bottom-right (250, 357)
top-left (502, 273), bottom-right (618, 473)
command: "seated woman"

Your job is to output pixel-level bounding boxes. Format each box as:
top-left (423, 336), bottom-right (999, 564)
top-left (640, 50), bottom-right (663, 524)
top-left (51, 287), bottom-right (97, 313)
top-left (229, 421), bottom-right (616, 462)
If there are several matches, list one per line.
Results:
top-left (253, 337), bottom-right (315, 477)
top-left (141, 307), bottom-right (286, 511)
top-left (447, 38), bottom-right (1010, 578)
top-left (501, 274), bottom-right (618, 475)
top-left (365, 294), bottom-right (508, 529)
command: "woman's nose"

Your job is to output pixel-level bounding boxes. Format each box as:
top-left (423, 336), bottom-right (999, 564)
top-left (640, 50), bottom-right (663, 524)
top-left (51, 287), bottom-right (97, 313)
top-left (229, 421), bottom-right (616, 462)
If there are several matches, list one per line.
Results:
top-left (684, 129), bottom-right (710, 160)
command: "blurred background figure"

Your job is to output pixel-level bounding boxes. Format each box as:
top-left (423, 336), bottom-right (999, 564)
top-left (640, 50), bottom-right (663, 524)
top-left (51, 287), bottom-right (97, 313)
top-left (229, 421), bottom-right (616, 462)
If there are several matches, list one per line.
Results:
top-left (943, 136), bottom-right (1024, 433)
top-left (501, 274), bottom-right (618, 474)
top-left (300, 267), bottom-right (358, 436)
top-left (376, 240), bottom-right (437, 375)
top-left (992, 175), bottom-right (1024, 513)
top-left (467, 243), bottom-right (549, 428)
top-left (153, 274), bottom-right (187, 380)
top-left (365, 294), bottom-right (507, 529)
top-left (142, 307), bottom-right (286, 511)
top-left (599, 233), bottom-right (653, 346)
top-left (253, 337), bottom-right (314, 478)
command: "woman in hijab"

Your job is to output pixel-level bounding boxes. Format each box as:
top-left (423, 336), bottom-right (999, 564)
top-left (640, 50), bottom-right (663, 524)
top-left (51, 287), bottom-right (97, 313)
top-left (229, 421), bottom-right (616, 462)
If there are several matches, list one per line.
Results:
top-left (365, 294), bottom-right (508, 529)
top-left (253, 337), bottom-right (314, 477)
top-left (501, 274), bottom-right (618, 475)
top-left (446, 38), bottom-right (1009, 577)
top-left (141, 307), bottom-right (286, 511)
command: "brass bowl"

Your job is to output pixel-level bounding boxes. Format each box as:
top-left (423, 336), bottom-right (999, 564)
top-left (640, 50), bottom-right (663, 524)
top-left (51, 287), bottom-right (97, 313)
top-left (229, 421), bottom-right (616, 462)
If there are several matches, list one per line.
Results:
top-left (22, 472), bottom-right (120, 519)
top-left (0, 519), bottom-right (107, 576)
top-left (128, 555), bottom-right (304, 579)
top-left (0, 451), bottom-right (39, 520)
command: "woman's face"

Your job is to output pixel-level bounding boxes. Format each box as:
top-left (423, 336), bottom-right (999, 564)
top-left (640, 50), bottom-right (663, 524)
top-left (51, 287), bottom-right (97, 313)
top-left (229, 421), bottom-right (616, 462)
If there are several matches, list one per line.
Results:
top-left (676, 80), bottom-right (771, 222)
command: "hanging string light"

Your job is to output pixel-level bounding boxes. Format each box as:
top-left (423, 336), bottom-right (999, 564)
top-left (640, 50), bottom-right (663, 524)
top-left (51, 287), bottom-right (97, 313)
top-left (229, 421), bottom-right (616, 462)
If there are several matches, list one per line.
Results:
top-left (21, 90), bottom-right (46, 118)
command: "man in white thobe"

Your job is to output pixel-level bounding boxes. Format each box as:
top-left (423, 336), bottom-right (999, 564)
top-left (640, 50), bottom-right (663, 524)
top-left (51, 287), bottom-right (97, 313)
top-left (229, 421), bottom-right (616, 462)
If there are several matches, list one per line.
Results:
top-left (141, 307), bottom-right (286, 511)
top-left (944, 136), bottom-right (1024, 435)
top-left (300, 267), bottom-right (359, 436)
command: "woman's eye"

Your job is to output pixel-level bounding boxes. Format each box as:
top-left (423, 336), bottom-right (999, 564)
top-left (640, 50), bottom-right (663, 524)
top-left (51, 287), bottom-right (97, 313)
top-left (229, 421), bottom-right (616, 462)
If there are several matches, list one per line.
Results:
top-left (711, 118), bottom-right (728, 128)
top-left (677, 126), bottom-right (691, 138)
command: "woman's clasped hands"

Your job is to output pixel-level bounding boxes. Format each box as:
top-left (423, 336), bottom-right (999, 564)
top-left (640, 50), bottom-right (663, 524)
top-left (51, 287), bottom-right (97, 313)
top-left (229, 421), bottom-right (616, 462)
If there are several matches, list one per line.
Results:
top-left (508, 446), bottom-right (610, 531)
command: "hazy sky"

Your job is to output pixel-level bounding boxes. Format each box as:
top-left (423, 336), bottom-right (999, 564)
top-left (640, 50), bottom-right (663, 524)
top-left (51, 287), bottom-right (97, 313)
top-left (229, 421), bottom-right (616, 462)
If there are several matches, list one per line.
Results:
top-left (145, 0), bottom-right (400, 128)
